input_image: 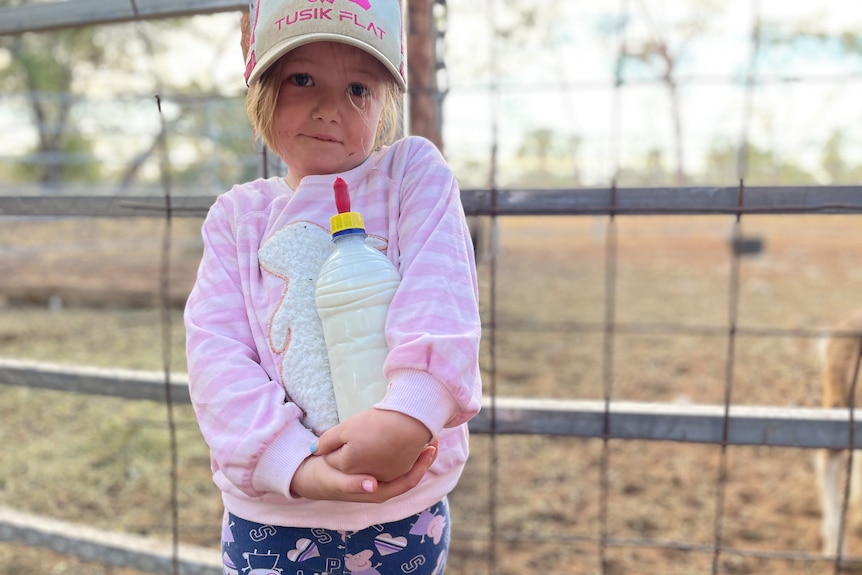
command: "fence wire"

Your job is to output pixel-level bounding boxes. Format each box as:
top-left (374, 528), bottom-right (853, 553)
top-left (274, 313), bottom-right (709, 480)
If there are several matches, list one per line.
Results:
top-left (128, 0), bottom-right (182, 571)
top-left (3, 2), bottom-right (862, 575)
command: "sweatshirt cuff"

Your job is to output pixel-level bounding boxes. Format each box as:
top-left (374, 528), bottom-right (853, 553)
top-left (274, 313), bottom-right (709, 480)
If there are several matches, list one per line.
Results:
top-left (252, 418), bottom-right (318, 499)
top-left (377, 368), bottom-right (458, 436)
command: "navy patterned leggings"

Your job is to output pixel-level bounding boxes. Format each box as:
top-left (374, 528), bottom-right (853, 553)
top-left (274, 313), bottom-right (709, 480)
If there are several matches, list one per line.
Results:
top-left (220, 499), bottom-right (450, 575)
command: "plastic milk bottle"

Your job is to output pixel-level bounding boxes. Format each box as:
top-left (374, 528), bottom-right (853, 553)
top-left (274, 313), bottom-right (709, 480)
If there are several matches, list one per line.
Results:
top-left (316, 177), bottom-right (401, 421)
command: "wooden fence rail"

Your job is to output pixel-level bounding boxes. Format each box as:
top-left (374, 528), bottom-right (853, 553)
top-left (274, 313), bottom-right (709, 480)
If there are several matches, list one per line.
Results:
top-left (2, 358), bottom-right (860, 450)
top-left (2, 186), bottom-right (862, 218)
top-left (0, 507), bottom-right (221, 575)
top-left (0, 0), bottom-right (246, 35)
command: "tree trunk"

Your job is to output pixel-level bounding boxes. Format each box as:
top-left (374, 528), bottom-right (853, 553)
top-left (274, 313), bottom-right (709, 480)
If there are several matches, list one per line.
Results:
top-left (407, 0), bottom-right (443, 152)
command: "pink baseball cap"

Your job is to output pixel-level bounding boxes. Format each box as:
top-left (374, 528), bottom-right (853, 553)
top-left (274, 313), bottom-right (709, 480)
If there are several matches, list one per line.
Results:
top-left (244, 0), bottom-right (407, 91)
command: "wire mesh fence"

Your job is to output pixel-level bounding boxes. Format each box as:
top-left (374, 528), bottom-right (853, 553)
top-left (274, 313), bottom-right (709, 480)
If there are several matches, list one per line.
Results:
top-left (3, 191), bottom-right (862, 575)
top-left (2, 1), bottom-right (862, 575)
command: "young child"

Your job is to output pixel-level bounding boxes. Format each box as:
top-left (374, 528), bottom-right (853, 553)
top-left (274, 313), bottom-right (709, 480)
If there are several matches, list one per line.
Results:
top-left (184, 0), bottom-right (482, 573)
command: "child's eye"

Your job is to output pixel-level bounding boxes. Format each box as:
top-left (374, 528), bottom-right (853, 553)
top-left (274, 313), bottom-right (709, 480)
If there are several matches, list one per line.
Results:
top-left (287, 73), bottom-right (313, 87)
top-left (348, 83), bottom-right (371, 98)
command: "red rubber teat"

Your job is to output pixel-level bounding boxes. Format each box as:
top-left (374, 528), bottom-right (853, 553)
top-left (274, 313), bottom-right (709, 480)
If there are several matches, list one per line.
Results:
top-left (334, 177), bottom-right (350, 214)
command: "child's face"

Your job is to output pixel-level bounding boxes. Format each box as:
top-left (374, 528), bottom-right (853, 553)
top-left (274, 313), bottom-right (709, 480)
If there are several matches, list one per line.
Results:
top-left (272, 41), bottom-right (389, 189)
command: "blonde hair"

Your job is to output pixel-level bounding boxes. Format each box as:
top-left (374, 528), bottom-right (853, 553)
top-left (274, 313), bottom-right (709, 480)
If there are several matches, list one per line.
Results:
top-left (246, 60), bottom-right (403, 155)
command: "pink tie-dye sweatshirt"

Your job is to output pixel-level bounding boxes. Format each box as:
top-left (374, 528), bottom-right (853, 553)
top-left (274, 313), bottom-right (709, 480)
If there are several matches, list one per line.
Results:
top-left (184, 136), bottom-right (482, 530)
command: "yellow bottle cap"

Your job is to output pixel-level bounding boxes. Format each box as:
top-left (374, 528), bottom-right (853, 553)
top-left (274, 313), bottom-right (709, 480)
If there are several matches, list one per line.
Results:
top-left (330, 211), bottom-right (365, 235)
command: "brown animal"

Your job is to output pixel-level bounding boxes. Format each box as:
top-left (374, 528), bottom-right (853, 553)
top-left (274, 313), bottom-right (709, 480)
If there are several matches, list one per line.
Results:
top-left (816, 312), bottom-right (862, 557)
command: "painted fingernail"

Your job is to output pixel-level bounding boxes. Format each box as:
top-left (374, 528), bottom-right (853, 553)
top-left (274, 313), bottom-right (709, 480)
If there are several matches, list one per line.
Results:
top-left (309, 442), bottom-right (318, 454)
top-left (362, 479), bottom-right (374, 493)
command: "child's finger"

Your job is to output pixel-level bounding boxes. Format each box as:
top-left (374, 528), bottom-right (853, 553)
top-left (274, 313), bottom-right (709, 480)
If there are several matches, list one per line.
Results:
top-left (309, 425), bottom-right (346, 456)
top-left (360, 477), bottom-right (377, 494)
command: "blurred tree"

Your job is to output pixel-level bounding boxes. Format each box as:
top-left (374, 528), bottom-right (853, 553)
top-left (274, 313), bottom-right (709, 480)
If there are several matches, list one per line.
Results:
top-left (820, 130), bottom-right (862, 184)
top-left (821, 131), bottom-right (846, 184)
top-left (0, 4), bottom-right (253, 192)
top-left (407, 0), bottom-right (446, 151)
top-left (0, 10), bottom-right (105, 185)
top-left (166, 94), bottom-right (259, 190)
top-left (512, 128), bottom-right (582, 188)
top-left (617, 0), bottom-right (723, 185)
top-left (703, 140), bottom-right (816, 185)
top-left (759, 14), bottom-right (862, 60)
top-left (755, 13), bottom-right (862, 184)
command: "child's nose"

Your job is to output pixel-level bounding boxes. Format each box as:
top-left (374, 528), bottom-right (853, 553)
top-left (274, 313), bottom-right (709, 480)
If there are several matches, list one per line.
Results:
top-left (312, 91), bottom-right (343, 122)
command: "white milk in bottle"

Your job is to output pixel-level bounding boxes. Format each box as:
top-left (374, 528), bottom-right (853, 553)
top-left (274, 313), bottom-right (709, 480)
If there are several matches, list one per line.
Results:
top-left (316, 177), bottom-right (401, 421)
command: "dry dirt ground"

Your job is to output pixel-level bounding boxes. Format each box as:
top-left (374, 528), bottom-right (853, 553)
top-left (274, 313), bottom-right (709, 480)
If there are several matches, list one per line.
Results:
top-left (1, 213), bottom-right (861, 574)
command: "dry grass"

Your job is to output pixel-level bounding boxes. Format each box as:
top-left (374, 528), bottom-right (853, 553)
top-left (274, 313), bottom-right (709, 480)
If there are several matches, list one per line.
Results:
top-left (1, 213), bottom-right (861, 573)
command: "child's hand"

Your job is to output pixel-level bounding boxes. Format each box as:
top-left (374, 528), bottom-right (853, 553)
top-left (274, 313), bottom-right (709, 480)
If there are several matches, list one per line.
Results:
top-left (290, 441), bottom-right (437, 503)
top-left (313, 409), bottom-right (434, 483)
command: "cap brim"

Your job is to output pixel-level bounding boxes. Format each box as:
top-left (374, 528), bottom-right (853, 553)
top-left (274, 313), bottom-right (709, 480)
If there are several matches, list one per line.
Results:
top-left (247, 34), bottom-right (406, 92)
